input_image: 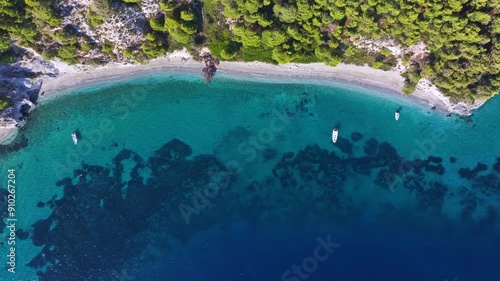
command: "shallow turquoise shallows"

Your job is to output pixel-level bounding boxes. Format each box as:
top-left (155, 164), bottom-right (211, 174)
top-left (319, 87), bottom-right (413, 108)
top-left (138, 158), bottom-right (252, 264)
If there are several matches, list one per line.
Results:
top-left (1, 73), bottom-right (499, 281)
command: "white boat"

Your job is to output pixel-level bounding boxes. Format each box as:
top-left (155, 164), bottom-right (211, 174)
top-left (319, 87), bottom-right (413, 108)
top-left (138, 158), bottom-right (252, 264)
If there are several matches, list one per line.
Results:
top-left (71, 132), bottom-right (78, 145)
top-left (395, 112), bottom-right (400, 121)
top-left (332, 128), bottom-right (338, 143)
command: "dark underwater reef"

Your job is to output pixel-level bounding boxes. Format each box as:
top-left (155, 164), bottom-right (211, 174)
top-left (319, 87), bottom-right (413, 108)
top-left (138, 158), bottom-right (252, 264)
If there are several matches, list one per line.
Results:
top-left (23, 139), bottom-right (232, 280)
top-left (0, 135), bottom-right (499, 280)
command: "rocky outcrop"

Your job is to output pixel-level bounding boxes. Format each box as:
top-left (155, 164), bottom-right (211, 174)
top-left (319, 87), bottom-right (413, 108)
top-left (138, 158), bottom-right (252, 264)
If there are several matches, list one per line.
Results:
top-left (0, 0), bottom-right (166, 145)
top-left (412, 78), bottom-right (484, 116)
top-left (141, 0), bottom-right (162, 18)
top-left (353, 38), bottom-right (483, 116)
top-left (0, 47), bottom-right (59, 78)
top-left (0, 49), bottom-right (53, 144)
top-left (0, 80), bottom-right (39, 144)
top-left (57, 0), bottom-right (149, 56)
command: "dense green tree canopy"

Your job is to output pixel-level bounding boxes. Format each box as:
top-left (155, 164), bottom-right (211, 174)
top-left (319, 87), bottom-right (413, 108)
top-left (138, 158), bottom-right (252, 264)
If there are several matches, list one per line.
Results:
top-left (205, 0), bottom-right (500, 102)
top-left (0, 0), bottom-right (498, 102)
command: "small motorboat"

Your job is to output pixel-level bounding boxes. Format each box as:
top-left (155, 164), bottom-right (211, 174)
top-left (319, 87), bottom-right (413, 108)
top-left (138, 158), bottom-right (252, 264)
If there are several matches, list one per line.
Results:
top-left (71, 132), bottom-right (78, 145)
top-left (395, 111), bottom-right (400, 121)
top-left (332, 128), bottom-right (339, 143)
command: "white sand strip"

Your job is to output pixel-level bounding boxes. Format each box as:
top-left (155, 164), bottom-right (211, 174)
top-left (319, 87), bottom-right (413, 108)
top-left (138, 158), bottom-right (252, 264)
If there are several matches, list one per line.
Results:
top-left (40, 56), bottom-right (447, 113)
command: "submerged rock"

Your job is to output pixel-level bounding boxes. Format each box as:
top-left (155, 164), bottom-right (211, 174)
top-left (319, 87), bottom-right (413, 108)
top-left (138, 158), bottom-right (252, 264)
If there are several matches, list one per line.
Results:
top-left (459, 192), bottom-right (477, 220)
top-left (299, 163), bottom-right (316, 181)
top-left (364, 138), bottom-right (378, 155)
top-left (281, 151), bottom-right (295, 161)
top-left (424, 163), bottom-right (445, 175)
top-left (351, 156), bottom-right (386, 175)
top-left (350, 131), bottom-right (363, 142)
top-left (494, 158), bottom-right (500, 173)
top-left (149, 138), bottom-right (192, 171)
top-left (473, 174), bottom-right (500, 196)
top-left (458, 163), bottom-right (488, 179)
top-left (316, 152), bottom-right (346, 187)
top-left (417, 181), bottom-right (448, 211)
top-left (374, 169), bottom-right (393, 189)
top-left (295, 144), bottom-right (326, 164)
top-left (378, 142), bottom-right (398, 160)
top-left (272, 162), bottom-right (296, 189)
top-left (29, 138), bottom-right (234, 281)
top-left (334, 137), bottom-right (353, 155)
top-left (403, 176), bottom-right (424, 192)
top-left (262, 148), bottom-right (277, 161)
top-left (351, 157), bottom-right (373, 175)
top-left (16, 229), bottom-right (29, 240)
top-left (427, 156), bottom-right (442, 163)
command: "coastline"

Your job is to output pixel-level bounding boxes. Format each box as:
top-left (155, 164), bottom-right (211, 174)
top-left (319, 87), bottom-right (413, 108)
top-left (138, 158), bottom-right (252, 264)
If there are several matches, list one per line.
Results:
top-left (0, 126), bottom-right (18, 145)
top-left (0, 52), bottom-right (471, 145)
top-left (40, 54), bottom-right (445, 109)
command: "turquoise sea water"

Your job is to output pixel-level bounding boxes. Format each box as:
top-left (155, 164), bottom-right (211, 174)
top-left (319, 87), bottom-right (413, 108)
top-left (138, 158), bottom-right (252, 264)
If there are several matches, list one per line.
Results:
top-left (0, 72), bottom-right (499, 281)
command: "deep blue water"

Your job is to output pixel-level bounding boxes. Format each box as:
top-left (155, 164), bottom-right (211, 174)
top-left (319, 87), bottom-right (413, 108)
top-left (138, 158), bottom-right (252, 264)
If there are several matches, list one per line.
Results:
top-left (142, 219), bottom-right (499, 281)
top-left (0, 73), bottom-right (499, 281)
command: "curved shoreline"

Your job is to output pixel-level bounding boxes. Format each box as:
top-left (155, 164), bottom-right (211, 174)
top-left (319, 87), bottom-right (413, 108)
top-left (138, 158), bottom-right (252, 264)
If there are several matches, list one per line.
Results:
top-left (39, 56), bottom-right (443, 109)
top-left (0, 55), bottom-right (471, 145)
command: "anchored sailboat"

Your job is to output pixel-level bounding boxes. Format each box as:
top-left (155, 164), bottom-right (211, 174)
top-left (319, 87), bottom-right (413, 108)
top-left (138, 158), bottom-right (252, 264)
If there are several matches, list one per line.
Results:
top-left (332, 128), bottom-right (339, 143)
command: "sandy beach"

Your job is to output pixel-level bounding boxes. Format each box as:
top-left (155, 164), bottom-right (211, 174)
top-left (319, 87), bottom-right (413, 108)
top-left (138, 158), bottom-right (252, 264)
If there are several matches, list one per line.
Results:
top-left (0, 51), bottom-right (472, 145)
top-left (40, 55), bottom-right (444, 111)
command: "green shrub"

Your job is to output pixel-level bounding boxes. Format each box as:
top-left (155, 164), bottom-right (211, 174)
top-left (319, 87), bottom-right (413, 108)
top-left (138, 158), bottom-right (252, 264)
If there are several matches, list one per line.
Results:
top-left (402, 82), bottom-right (416, 95)
top-left (91, 0), bottom-right (111, 18)
top-left (0, 52), bottom-right (16, 64)
top-left (52, 31), bottom-right (78, 45)
top-left (401, 65), bottom-right (422, 94)
top-left (180, 11), bottom-right (195, 21)
top-left (41, 49), bottom-right (58, 60)
top-left (381, 63), bottom-right (393, 71)
top-left (102, 40), bottom-right (114, 54)
top-left (159, 0), bottom-right (174, 12)
top-left (0, 36), bottom-right (11, 53)
top-left (208, 40), bottom-right (227, 57)
top-left (80, 41), bottom-right (92, 53)
top-left (220, 48), bottom-right (237, 60)
top-left (402, 51), bottom-right (414, 66)
top-left (47, 16), bottom-right (62, 27)
top-left (294, 53), bottom-right (322, 64)
top-left (149, 17), bottom-right (167, 32)
top-left (58, 44), bottom-right (78, 59)
top-left (141, 42), bottom-right (167, 58)
top-left (88, 8), bottom-right (104, 27)
top-left (343, 47), bottom-right (373, 65)
top-left (0, 97), bottom-right (10, 110)
top-left (384, 55), bottom-right (398, 67)
top-left (372, 61), bottom-right (383, 69)
top-left (380, 47), bottom-right (392, 57)
top-left (241, 46), bottom-right (274, 63)
top-left (124, 48), bottom-right (135, 57)
top-left (0, 0), bottom-right (497, 102)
